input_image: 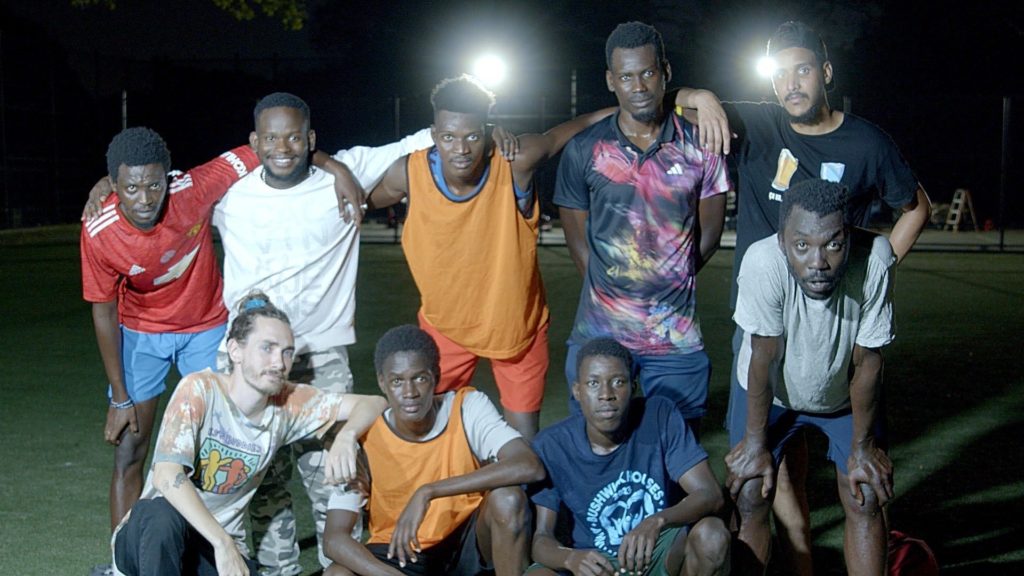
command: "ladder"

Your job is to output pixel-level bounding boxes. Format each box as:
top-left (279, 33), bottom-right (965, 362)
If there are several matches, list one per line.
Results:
top-left (943, 188), bottom-right (979, 232)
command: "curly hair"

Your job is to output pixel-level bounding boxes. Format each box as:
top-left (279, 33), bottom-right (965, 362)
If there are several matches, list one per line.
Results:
top-left (430, 75), bottom-right (495, 118)
top-left (605, 21), bottom-right (666, 70)
top-left (373, 324), bottom-right (441, 377)
top-left (779, 178), bottom-right (849, 229)
top-left (105, 127), bottom-right (171, 181)
top-left (576, 337), bottom-right (634, 377)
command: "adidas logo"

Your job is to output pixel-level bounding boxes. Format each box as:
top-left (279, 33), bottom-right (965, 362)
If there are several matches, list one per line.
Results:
top-left (666, 163), bottom-right (684, 175)
top-left (128, 264), bottom-right (146, 276)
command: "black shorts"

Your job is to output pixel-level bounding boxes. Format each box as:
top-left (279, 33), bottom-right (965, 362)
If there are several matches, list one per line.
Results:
top-left (366, 509), bottom-right (492, 576)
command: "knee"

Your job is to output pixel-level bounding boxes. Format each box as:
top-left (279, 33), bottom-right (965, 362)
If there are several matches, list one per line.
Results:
top-left (735, 481), bottom-right (771, 523)
top-left (687, 517), bottom-right (731, 569)
top-left (844, 483), bottom-right (883, 522)
top-left (134, 499), bottom-right (188, 540)
top-left (485, 486), bottom-right (529, 533)
top-left (113, 434), bottom-right (152, 473)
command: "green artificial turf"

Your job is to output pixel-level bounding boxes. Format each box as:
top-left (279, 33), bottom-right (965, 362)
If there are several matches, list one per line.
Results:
top-left (0, 230), bottom-right (1021, 575)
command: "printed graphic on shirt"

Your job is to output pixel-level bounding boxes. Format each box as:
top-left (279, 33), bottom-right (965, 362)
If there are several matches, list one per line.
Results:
top-left (580, 140), bottom-right (703, 352)
top-left (195, 436), bottom-right (259, 495)
top-left (771, 148), bottom-right (799, 194)
top-left (586, 469), bottom-right (666, 554)
top-left (820, 162), bottom-right (846, 182)
top-left (153, 244), bottom-right (199, 286)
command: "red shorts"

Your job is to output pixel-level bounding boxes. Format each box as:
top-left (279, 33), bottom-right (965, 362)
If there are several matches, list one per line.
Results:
top-left (418, 311), bottom-right (549, 413)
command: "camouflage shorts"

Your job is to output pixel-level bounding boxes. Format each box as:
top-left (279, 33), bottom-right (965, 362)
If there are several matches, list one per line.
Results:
top-left (246, 346), bottom-right (354, 575)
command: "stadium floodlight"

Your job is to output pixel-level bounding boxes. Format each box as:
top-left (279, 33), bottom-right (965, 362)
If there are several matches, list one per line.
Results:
top-left (472, 53), bottom-right (508, 88)
top-left (756, 56), bottom-right (777, 79)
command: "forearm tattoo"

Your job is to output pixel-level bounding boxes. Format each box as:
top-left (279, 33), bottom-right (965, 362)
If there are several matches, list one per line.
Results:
top-left (173, 472), bottom-right (187, 489)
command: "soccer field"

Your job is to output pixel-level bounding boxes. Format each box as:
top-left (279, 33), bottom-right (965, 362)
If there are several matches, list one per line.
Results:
top-left (0, 228), bottom-right (1021, 575)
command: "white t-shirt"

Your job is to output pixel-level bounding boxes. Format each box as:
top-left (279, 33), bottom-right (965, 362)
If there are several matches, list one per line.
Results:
top-left (213, 129), bottom-right (434, 353)
top-left (733, 230), bottom-right (896, 413)
top-left (328, 390), bottom-right (521, 512)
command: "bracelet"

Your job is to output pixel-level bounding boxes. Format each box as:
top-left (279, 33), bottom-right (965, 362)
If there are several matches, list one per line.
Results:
top-left (110, 397), bottom-right (135, 409)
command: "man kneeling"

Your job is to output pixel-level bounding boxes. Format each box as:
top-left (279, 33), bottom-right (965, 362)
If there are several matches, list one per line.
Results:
top-left (323, 325), bottom-right (546, 576)
top-left (111, 292), bottom-right (386, 575)
top-left (528, 338), bottom-right (730, 576)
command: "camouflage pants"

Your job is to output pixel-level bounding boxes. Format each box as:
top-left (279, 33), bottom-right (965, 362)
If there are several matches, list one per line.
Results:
top-left (246, 346), bottom-right (354, 576)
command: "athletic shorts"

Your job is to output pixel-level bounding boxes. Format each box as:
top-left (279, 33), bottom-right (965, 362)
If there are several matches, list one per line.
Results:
top-left (116, 324), bottom-right (225, 403)
top-left (524, 526), bottom-right (686, 576)
top-left (365, 509), bottom-right (491, 576)
top-left (565, 343), bottom-right (710, 420)
top-left (726, 378), bottom-right (887, 476)
top-left (419, 311), bottom-right (549, 413)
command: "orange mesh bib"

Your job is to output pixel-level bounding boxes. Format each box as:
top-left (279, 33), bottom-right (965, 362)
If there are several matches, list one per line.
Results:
top-left (364, 387), bottom-right (483, 548)
top-left (402, 149), bottom-right (549, 358)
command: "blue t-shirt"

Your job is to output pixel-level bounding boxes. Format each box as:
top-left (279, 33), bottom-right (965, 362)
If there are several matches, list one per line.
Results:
top-left (530, 397), bottom-right (707, 554)
top-left (554, 111), bottom-right (730, 355)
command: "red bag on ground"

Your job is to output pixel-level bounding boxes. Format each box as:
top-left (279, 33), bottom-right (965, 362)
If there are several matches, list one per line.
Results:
top-left (888, 530), bottom-right (939, 575)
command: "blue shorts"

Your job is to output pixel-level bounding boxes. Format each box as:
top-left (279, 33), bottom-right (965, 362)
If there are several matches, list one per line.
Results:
top-left (726, 378), bottom-right (886, 476)
top-left (115, 324), bottom-right (226, 403)
top-left (566, 342), bottom-right (710, 420)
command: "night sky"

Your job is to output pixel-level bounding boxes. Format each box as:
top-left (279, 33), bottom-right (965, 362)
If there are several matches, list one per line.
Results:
top-left (2, 0), bottom-right (1023, 225)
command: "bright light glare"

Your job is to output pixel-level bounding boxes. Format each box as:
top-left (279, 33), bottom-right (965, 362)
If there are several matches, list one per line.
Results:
top-left (472, 54), bottom-right (508, 88)
top-left (756, 56), bottom-right (777, 78)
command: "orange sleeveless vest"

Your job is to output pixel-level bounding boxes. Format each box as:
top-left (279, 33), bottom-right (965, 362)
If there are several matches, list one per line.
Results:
top-left (364, 387), bottom-right (483, 547)
top-left (402, 149), bottom-right (549, 358)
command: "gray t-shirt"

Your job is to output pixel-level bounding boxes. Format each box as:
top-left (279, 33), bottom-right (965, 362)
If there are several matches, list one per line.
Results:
top-left (733, 230), bottom-right (896, 413)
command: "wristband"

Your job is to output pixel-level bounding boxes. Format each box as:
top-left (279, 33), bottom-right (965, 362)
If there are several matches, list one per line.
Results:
top-left (110, 397), bottom-right (135, 410)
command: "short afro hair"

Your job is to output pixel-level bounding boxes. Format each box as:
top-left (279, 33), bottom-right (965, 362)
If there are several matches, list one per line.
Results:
top-left (576, 337), bottom-right (633, 378)
top-left (105, 127), bottom-right (171, 181)
top-left (779, 178), bottom-right (849, 229)
top-left (430, 75), bottom-right (495, 118)
top-left (768, 21), bottom-right (828, 66)
top-left (253, 92), bottom-right (310, 127)
top-left (374, 325), bottom-right (441, 377)
top-left (605, 21), bottom-right (666, 70)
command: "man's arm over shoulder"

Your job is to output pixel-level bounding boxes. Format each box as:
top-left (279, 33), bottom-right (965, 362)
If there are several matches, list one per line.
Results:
top-left (863, 121), bottom-right (930, 262)
top-left (510, 107), bottom-right (616, 186)
top-left (335, 128), bottom-right (434, 190)
top-left (888, 185), bottom-right (931, 263)
top-left (673, 88), bottom-right (732, 155)
top-left (366, 155), bottom-right (410, 210)
top-left (183, 146), bottom-right (261, 208)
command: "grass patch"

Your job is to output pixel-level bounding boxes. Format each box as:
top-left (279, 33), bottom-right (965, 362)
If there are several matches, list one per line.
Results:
top-left (0, 239), bottom-right (1021, 574)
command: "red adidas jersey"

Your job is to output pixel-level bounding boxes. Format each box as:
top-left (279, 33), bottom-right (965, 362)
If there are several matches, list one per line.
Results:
top-left (81, 146), bottom-right (259, 333)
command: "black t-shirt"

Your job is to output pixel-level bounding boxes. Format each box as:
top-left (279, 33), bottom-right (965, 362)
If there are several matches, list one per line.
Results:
top-left (726, 101), bottom-right (918, 307)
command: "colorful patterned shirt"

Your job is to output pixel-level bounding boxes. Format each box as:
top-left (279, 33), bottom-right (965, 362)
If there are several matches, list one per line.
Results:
top-left (554, 110), bottom-right (730, 355)
top-left (135, 370), bottom-right (344, 550)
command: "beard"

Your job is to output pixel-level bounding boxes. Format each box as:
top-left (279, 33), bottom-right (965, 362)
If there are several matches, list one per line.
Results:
top-left (242, 364), bottom-right (287, 396)
top-left (787, 99), bottom-right (825, 126)
top-left (630, 108), bottom-right (661, 124)
top-left (263, 158), bottom-right (311, 188)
